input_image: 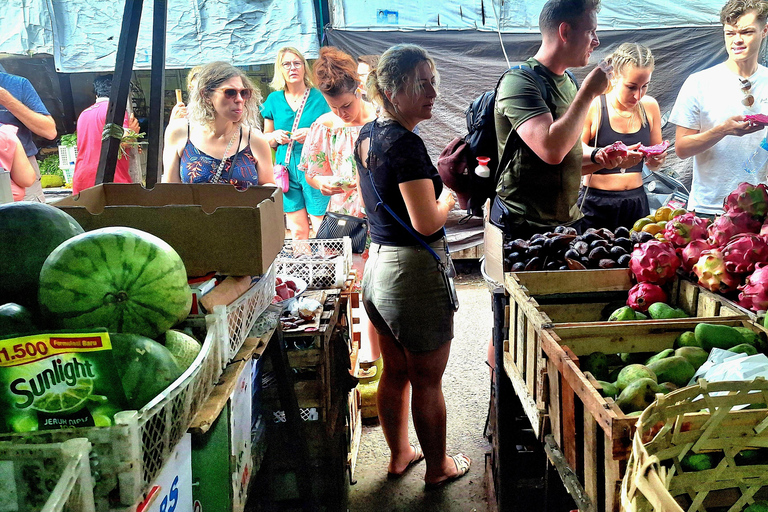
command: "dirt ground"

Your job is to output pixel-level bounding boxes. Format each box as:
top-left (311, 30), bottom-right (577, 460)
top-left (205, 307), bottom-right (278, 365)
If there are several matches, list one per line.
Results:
top-left (347, 265), bottom-right (493, 512)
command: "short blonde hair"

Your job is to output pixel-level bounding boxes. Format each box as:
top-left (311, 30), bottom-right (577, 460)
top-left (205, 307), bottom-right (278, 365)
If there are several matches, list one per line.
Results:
top-left (269, 47), bottom-right (314, 91)
top-left (188, 61), bottom-right (262, 129)
top-left (366, 44), bottom-right (440, 115)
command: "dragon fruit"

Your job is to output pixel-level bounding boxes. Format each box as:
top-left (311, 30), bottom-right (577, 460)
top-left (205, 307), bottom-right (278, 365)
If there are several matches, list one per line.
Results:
top-left (723, 182), bottom-right (768, 218)
top-left (629, 240), bottom-right (681, 285)
top-left (679, 239), bottom-right (712, 273)
top-left (738, 263), bottom-right (768, 312)
top-left (761, 219), bottom-right (768, 236)
top-left (663, 212), bottom-right (710, 247)
top-left (722, 233), bottom-right (768, 274)
top-left (626, 283), bottom-right (667, 312)
top-left (707, 211), bottom-right (762, 248)
top-left (693, 249), bottom-right (741, 294)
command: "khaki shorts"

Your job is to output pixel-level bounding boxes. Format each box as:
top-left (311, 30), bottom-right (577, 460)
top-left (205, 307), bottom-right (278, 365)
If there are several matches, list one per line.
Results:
top-left (362, 241), bottom-right (454, 353)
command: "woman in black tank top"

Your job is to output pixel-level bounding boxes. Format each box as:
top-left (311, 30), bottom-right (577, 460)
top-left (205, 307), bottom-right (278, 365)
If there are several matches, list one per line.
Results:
top-left (579, 43), bottom-right (667, 231)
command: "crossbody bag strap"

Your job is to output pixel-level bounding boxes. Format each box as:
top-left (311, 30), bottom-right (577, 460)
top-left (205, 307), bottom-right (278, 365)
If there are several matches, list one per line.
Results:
top-left (366, 120), bottom-right (447, 265)
top-left (284, 88), bottom-right (311, 166)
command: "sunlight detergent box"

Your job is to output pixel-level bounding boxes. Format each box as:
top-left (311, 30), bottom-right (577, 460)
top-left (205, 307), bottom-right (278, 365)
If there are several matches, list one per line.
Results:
top-left (0, 331), bottom-right (129, 433)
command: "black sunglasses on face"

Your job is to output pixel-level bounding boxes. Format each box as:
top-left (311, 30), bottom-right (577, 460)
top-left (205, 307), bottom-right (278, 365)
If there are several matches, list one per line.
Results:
top-left (215, 87), bottom-right (252, 100)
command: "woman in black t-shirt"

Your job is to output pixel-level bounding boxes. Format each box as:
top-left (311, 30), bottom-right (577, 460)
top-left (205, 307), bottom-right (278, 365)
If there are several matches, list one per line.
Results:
top-left (354, 44), bottom-right (471, 489)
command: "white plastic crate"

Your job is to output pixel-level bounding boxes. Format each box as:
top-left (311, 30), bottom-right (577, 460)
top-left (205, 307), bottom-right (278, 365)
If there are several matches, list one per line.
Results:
top-left (57, 145), bottom-right (77, 185)
top-left (0, 310), bottom-right (226, 511)
top-left (274, 237), bottom-right (352, 289)
top-left (214, 262), bottom-right (276, 363)
top-left (0, 437), bottom-right (95, 512)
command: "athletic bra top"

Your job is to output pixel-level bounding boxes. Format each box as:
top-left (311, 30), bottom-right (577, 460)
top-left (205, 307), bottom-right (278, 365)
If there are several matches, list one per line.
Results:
top-left (590, 95), bottom-right (651, 175)
top-left (179, 125), bottom-right (259, 188)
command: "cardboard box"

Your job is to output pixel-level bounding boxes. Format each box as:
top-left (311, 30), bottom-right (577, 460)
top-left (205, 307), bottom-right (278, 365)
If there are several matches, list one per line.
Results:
top-left (484, 220), bottom-right (505, 285)
top-left (54, 183), bottom-right (284, 277)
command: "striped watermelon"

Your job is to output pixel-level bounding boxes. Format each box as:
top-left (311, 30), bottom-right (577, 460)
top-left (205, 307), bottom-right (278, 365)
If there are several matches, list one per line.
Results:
top-left (38, 227), bottom-right (192, 338)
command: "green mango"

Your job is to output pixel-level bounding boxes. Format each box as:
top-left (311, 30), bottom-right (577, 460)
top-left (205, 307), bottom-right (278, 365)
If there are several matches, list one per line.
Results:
top-left (615, 378), bottom-right (663, 413)
top-left (616, 364), bottom-right (657, 391)
top-left (581, 352), bottom-right (610, 381)
top-left (675, 347), bottom-right (708, 370)
top-left (634, 311), bottom-right (648, 320)
top-left (681, 453), bottom-right (716, 472)
top-left (695, 323), bottom-right (747, 351)
top-left (647, 356), bottom-right (696, 388)
top-left (609, 306), bottom-right (639, 321)
top-left (745, 501), bottom-right (768, 512)
top-left (675, 331), bottom-right (699, 348)
top-left (648, 302), bottom-right (688, 319)
top-left (735, 449), bottom-right (768, 466)
top-left (645, 349), bottom-right (674, 365)
top-left (734, 326), bottom-right (768, 353)
top-left (659, 382), bottom-right (678, 394)
top-left (729, 343), bottom-right (758, 356)
top-left (596, 381), bottom-right (618, 399)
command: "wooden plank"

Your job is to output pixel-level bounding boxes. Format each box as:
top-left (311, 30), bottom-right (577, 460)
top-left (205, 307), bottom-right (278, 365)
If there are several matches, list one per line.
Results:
top-left (516, 303), bottom-right (526, 372)
top-left (543, 435), bottom-right (595, 512)
top-left (583, 411), bottom-right (600, 509)
top-left (561, 346), bottom-right (579, 472)
top-left (540, 302), bottom-right (608, 323)
top-left (503, 351), bottom-right (542, 437)
top-left (547, 357), bottom-right (562, 448)
top-left (604, 431), bottom-right (622, 512)
top-left (526, 321), bottom-right (537, 397)
top-left (505, 269), bottom-right (632, 296)
top-left (189, 357), bottom-right (248, 434)
top-left (451, 243), bottom-right (483, 259)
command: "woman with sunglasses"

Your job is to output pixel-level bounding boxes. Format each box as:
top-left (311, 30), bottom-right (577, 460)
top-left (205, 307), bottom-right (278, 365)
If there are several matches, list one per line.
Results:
top-left (298, 46), bottom-right (381, 377)
top-left (354, 44), bottom-right (470, 489)
top-left (262, 47), bottom-right (330, 240)
top-left (162, 61), bottom-right (275, 187)
top-left (580, 43), bottom-right (666, 230)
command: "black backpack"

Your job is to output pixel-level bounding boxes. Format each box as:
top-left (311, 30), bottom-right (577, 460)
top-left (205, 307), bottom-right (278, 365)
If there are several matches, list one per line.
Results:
top-left (439, 65), bottom-right (578, 217)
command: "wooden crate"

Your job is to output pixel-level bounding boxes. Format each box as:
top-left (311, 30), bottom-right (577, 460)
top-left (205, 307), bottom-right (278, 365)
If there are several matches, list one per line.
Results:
top-left (503, 270), bottom-right (753, 435)
top-left (542, 317), bottom-right (767, 512)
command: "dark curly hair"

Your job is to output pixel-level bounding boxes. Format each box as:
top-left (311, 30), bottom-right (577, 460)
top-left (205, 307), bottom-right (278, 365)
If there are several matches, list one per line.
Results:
top-left (313, 47), bottom-right (359, 98)
top-left (721, 0), bottom-right (768, 25)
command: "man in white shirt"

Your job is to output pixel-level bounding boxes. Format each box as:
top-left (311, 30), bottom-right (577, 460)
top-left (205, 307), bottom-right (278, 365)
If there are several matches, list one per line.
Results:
top-left (670, 0), bottom-right (768, 215)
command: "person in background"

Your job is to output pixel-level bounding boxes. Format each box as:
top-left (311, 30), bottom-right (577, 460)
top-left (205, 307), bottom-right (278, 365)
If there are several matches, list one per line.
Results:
top-left (262, 47), bottom-right (331, 239)
top-left (162, 61), bottom-right (274, 187)
top-left (579, 43), bottom-right (666, 230)
top-left (73, 74), bottom-right (140, 194)
top-left (357, 54), bottom-right (380, 103)
top-left (670, 0), bottom-right (768, 216)
top-left (354, 44), bottom-right (471, 489)
top-left (298, 46), bottom-right (381, 372)
top-left (170, 65), bottom-right (205, 121)
top-left (0, 124), bottom-right (35, 201)
top-left (0, 69), bottom-right (57, 202)
top-left (490, 0), bottom-right (619, 239)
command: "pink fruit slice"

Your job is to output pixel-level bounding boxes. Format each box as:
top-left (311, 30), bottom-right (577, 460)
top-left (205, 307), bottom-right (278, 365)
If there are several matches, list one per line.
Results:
top-left (638, 140), bottom-right (670, 156)
top-left (745, 114), bottom-right (768, 124)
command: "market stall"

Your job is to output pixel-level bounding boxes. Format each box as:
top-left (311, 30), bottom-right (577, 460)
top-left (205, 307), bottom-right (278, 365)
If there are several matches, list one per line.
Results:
top-left (488, 183), bottom-right (768, 512)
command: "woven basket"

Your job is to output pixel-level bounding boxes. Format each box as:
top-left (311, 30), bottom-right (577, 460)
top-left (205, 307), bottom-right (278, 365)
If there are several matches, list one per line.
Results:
top-left (621, 378), bottom-right (768, 512)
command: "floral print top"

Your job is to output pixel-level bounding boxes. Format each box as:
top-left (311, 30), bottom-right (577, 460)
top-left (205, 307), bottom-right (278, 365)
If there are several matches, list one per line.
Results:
top-left (299, 122), bottom-right (363, 217)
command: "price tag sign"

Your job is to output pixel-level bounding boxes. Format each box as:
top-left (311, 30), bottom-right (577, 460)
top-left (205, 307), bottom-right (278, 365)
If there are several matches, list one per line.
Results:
top-left (140, 434), bottom-right (192, 512)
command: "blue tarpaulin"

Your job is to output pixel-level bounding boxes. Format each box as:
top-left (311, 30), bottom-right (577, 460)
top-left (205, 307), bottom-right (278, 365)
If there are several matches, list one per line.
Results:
top-left (0, 0), bottom-right (320, 72)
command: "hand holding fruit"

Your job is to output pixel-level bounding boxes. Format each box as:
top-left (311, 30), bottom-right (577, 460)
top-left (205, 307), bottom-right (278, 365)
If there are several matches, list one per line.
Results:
top-left (316, 175), bottom-right (345, 196)
top-left (645, 150), bottom-right (667, 171)
top-left (721, 115), bottom-right (764, 137)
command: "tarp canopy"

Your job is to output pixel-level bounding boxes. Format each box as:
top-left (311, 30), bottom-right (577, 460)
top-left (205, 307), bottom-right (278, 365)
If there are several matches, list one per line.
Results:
top-left (325, 0), bottom-right (768, 188)
top-left (329, 0), bottom-right (722, 31)
top-left (1, 0), bottom-right (321, 72)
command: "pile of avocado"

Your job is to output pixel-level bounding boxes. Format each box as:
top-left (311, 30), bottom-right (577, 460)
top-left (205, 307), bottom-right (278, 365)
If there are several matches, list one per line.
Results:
top-left (581, 323), bottom-right (766, 415)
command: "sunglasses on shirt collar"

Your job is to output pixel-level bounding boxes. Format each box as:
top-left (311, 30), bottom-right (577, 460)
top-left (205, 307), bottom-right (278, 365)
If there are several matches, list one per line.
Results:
top-left (740, 78), bottom-right (755, 107)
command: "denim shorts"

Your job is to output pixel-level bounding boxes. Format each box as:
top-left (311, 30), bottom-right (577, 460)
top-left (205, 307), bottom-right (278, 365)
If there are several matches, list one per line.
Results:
top-left (362, 241), bottom-right (454, 352)
top-left (283, 163), bottom-right (330, 216)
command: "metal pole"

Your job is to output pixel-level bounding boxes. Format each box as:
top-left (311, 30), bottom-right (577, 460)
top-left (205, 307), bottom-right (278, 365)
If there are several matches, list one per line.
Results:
top-left (95, 0), bottom-right (144, 185)
top-left (145, 0), bottom-right (167, 188)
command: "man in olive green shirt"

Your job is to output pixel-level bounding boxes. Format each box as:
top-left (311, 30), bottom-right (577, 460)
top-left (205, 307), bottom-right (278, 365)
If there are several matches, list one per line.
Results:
top-left (490, 0), bottom-right (621, 237)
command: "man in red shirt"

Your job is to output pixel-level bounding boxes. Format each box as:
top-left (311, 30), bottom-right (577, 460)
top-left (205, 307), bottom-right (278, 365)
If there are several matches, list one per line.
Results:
top-left (73, 74), bottom-right (139, 194)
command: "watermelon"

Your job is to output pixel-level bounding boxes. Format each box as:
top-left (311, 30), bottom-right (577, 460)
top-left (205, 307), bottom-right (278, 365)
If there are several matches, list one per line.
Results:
top-left (160, 329), bottom-right (202, 370)
top-left (638, 140), bottom-right (670, 156)
top-left (0, 303), bottom-right (39, 337)
top-left (0, 202), bottom-right (84, 311)
top-left (109, 333), bottom-right (183, 410)
top-left (38, 227), bottom-right (193, 339)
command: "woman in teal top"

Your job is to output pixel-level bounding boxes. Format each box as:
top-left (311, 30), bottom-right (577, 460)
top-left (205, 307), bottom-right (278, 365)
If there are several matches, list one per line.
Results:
top-left (262, 47), bottom-right (331, 239)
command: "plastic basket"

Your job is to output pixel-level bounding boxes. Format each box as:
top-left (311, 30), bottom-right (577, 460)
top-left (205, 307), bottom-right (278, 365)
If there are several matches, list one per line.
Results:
top-left (0, 310), bottom-right (226, 511)
top-left (0, 437), bottom-right (95, 512)
top-left (57, 145), bottom-right (77, 170)
top-left (274, 238), bottom-right (352, 289)
top-left (214, 262), bottom-right (276, 363)
top-left (620, 378), bottom-right (768, 512)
